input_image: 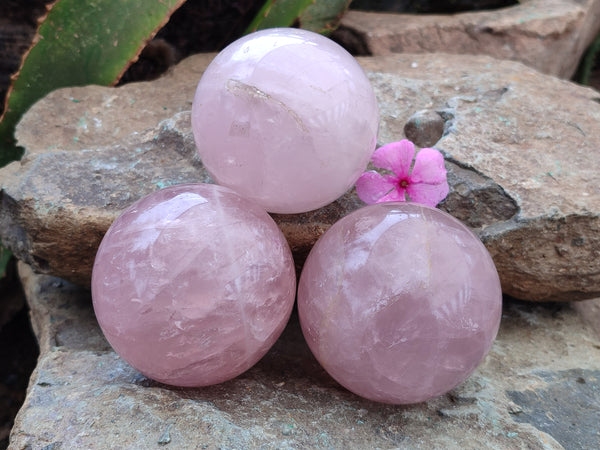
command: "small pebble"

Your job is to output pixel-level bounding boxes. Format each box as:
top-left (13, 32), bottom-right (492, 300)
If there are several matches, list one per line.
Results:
top-left (404, 109), bottom-right (445, 147)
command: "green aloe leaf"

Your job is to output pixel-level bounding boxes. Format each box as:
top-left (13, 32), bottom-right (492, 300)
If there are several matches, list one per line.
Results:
top-left (246, 0), bottom-right (351, 35)
top-left (0, 0), bottom-right (186, 167)
top-left (246, 0), bottom-right (314, 32)
top-left (575, 31), bottom-right (600, 86)
top-left (298, 0), bottom-right (352, 34)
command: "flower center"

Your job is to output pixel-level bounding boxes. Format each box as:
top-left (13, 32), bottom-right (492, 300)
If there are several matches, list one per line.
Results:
top-left (399, 179), bottom-right (409, 188)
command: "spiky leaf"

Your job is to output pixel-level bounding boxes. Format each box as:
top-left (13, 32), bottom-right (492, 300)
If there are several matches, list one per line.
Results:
top-left (0, 0), bottom-right (186, 167)
top-left (298, 0), bottom-right (352, 34)
top-left (246, 0), bottom-right (351, 35)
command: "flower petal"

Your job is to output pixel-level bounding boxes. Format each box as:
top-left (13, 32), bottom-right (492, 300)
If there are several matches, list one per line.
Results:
top-left (371, 140), bottom-right (415, 178)
top-left (355, 171), bottom-right (397, 204)
top-left (409, 147), bottom-right (447, 184)
top-left (377, 188), bottom-right (406, 203)
top-left (406, 180), bottom-right (450, 208)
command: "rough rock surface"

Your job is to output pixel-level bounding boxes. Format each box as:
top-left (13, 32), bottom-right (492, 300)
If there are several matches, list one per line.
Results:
top-left (1, 53), bottom-right (599, 301)
top-left (9, 262), bottom-right (600, 449)
top-left (334, 0), bottom-right (600, 78)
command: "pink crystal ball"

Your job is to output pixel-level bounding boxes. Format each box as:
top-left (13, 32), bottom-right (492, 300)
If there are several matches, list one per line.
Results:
top-left (191, 28), bottom-right (379, 214)
top-left (298, 202), bottom-right (502, 404)
top-left (91, 183), bottom-right (296, 387)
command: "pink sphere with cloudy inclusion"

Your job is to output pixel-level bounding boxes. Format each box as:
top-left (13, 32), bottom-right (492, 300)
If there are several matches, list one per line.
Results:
top-left (191, 28), bottom-right (379, 214)
top-left (298, 202), bottom-right (502, 404)
top-left (92, 183), bottom-right (296, 387)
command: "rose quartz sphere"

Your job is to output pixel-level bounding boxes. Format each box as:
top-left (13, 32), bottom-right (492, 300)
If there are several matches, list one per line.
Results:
top-left (298, 203), bottom-right (502, 404)
top-left (191, 28), bottom-right (379, 214)
top-left (92, 183), bottom-right (296, 387)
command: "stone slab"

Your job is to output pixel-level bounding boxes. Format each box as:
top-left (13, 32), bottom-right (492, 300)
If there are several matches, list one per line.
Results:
top-left (9, 262), bottom-right (600, 449)
top-left (335, 0), bottom-right (600, 78)
top-left (1, 53), bottom-right (600, 300)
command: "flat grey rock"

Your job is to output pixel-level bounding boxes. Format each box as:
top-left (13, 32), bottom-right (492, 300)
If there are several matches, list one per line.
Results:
top-left (9, 263), bottom-right (600, 449)
top-left (335, 0), bottom-right (600, 78)
top-left (1, 53), bottom-right (599, 300)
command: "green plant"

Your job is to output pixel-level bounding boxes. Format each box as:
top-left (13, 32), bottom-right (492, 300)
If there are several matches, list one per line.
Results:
top-left (246, 0), bottom-right (351, 34)
top-left (0, 0), bottom-right (187, 168)
top-left (575, 31), bottom-right (600, 86)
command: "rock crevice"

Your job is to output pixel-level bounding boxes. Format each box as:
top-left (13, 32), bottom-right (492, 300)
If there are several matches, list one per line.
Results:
top-left (442, 160), bottom-right (520, 229)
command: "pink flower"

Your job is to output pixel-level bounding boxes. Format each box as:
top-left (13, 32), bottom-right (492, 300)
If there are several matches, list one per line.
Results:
top-left (355, 139), bottom-right (449, 208)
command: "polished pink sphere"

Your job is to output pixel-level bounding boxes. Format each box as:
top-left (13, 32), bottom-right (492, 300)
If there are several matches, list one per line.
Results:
top-left (191, 28), bottom-right (379, 214)
top-left (298, 203), bottom-right (502, 404)
top-left (92, 183), bottom-right (296, 387)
